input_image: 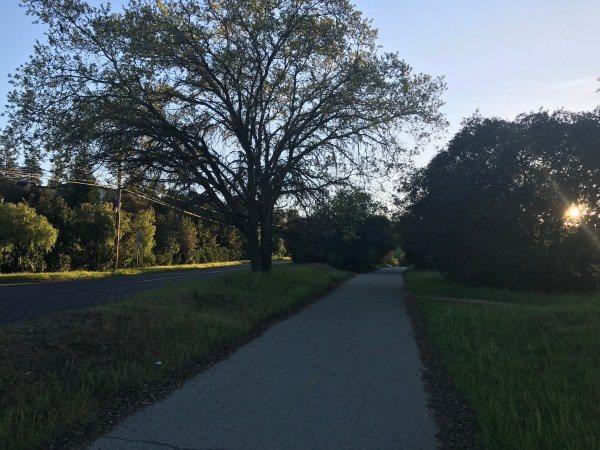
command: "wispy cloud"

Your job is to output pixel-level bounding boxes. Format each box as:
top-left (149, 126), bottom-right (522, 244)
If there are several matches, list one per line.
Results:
top-left (550, 77), bottom-right (598, 90)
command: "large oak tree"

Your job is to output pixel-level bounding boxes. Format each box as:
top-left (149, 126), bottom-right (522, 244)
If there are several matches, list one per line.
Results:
top-left (5, 0), bottom-right (445, 271)
top-left (399, 109), bottom-right (600, 290)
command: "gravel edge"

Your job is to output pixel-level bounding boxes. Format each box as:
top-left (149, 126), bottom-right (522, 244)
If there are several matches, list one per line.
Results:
top-left (403, 292), bottom-right (481, 450)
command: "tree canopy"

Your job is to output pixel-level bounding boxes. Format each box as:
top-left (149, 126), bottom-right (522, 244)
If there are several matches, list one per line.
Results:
top-left (5, 0), bottom-right (446, 271)
top-left (398, 109), bottom-right (600, 291)
top-left (288, 188), bottom-right (395, 270)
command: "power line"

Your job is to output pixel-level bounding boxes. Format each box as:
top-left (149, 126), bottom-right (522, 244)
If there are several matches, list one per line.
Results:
top-left (2, 168), bottom-right (217, 213)
top-left (0, 168), bottom-right (226, 226)
top-left (124, 187), bottom-right (225, 225)
top-left (5, 167), bottom-right (219, 214)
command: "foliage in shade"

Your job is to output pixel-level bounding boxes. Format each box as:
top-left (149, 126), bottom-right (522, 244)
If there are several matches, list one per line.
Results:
top-left (70, 202), bottom-right (117, 271)
top-left (399, 109), bottom-right (600, 291)
top-left (288, 188), bottom-right (395, 270)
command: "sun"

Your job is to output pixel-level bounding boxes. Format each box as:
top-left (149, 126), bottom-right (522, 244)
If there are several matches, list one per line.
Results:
top-left (564, 204), bottom-right (585, 227)
top-left (565, 205), bottom-right (581, 219)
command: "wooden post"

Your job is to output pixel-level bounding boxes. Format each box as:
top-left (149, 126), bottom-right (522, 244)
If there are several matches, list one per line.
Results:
top-left (114, 169), bottom-right (122, 271)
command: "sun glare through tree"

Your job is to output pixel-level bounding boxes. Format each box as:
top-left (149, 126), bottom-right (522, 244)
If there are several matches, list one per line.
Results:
top-left (564, 204), bottom-right (584, 227)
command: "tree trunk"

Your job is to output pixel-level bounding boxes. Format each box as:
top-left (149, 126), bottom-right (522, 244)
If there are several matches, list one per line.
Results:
top-left (259, 214), bottom-right (273, 272)
top-left (246, 226), bottom-right (264, 272)
top-left (244, 209), bottom-right (274, 273)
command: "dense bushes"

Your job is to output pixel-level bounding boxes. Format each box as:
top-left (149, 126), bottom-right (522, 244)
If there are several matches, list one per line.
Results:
top-left (0, 178), bottom-right (397, 274)
top-left (288, 189), bottom-right (395, 271)
top-left (0, 201), bottom-right (58, 272)
top-left (399, 109), bottom-right (600, 291)
top-left (0, 185), bottom-right (247, 273)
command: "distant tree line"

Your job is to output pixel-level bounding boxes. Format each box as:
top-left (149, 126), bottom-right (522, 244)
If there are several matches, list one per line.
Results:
top-left (0, 175), bottom-right (251, 273)
top-left (287, 189), bottom-right (397, 271)
top-left (399, 109), bottom-right (600, 291)
top-left (0, 139), bottom-right (397, 274)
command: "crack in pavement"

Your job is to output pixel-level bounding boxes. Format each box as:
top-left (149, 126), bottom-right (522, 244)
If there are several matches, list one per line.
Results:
top-left (102, 435), bottom-right (223, 450)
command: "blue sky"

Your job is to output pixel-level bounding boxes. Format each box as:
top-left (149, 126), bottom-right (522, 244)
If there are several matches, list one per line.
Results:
top-left (1, 0), bottom-right (599, 166)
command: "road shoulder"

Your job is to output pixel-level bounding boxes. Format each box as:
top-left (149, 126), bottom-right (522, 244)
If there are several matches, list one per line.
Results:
top-left (403, 292), bottom-right (480, 450)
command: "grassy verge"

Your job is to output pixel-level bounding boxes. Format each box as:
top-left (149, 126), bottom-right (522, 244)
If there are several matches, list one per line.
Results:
top-left (405, 270), bottom-right (600, 306)
top-left (405, 271), bottom-right (600, 450)
top-left (0, 260), bottom-right (250, 284)
top-left (0, 263), bottom-right (349, 450)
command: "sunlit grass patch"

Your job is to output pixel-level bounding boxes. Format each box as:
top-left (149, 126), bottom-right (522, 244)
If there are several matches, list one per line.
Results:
top-left (0, 260), bottom-right (249, 284)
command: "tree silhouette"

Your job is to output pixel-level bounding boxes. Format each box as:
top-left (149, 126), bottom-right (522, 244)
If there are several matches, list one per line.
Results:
top-left (5, 0), bottom-right (445, 271)
top-left (399, 109), bottom-right (600, 290)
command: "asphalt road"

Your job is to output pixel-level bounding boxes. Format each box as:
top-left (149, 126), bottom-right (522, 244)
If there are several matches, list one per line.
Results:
top-left (0, 264), bottom-right (254, 326)
top-left (90, 267), bottom-right (438, 450)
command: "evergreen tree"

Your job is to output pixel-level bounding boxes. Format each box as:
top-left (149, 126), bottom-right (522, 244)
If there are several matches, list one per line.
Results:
top-left (0, 140), bottom-right (21, 202)
top-left (0, 144), bottom-right (18, 172)
top-left (49, 153), bottom-right (68, 187)
top-left (21, 147), bottom-right (43, 185)
top-left (63, 149), bottom-right (99, 206)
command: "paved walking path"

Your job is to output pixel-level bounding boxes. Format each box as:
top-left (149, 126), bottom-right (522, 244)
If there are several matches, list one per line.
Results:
top-left (90, 267), bottom-right (438, 450)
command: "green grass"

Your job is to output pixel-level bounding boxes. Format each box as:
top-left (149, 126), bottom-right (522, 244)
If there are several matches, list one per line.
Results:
top-left (405, 271), bottom-right (600, 450)
top-left (406, 270), bottom-right (600, 306)
top-left (0, 263), bottom-right (349, 450)
top-left (0, 260), bottom-right (250, 284)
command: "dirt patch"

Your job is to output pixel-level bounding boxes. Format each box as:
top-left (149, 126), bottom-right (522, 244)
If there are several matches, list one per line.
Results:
top-left (403, 293), bottom-right (480, 450)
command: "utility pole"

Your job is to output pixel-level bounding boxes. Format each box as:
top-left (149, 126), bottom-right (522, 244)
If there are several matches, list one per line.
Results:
top-left (114, 167), bottom-right (122, 271)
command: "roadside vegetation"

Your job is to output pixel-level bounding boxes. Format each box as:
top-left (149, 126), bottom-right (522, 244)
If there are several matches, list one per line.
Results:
top-left (0, 263), bottom-right (349, 450)
top-left (0, 183), bottom-right (254, 274)
top-left (0, 260), bottom-right (253, 284)
top-left (287, 189), bottom-right (396, 272)
top-left (406, 270), bottom-right (600, 450)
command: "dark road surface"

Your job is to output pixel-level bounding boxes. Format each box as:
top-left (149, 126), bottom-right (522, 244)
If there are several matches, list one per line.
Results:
top-left (90, 267), bottom-right (438, 450)
top-left (0, 264), bottom-right (253, 325)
